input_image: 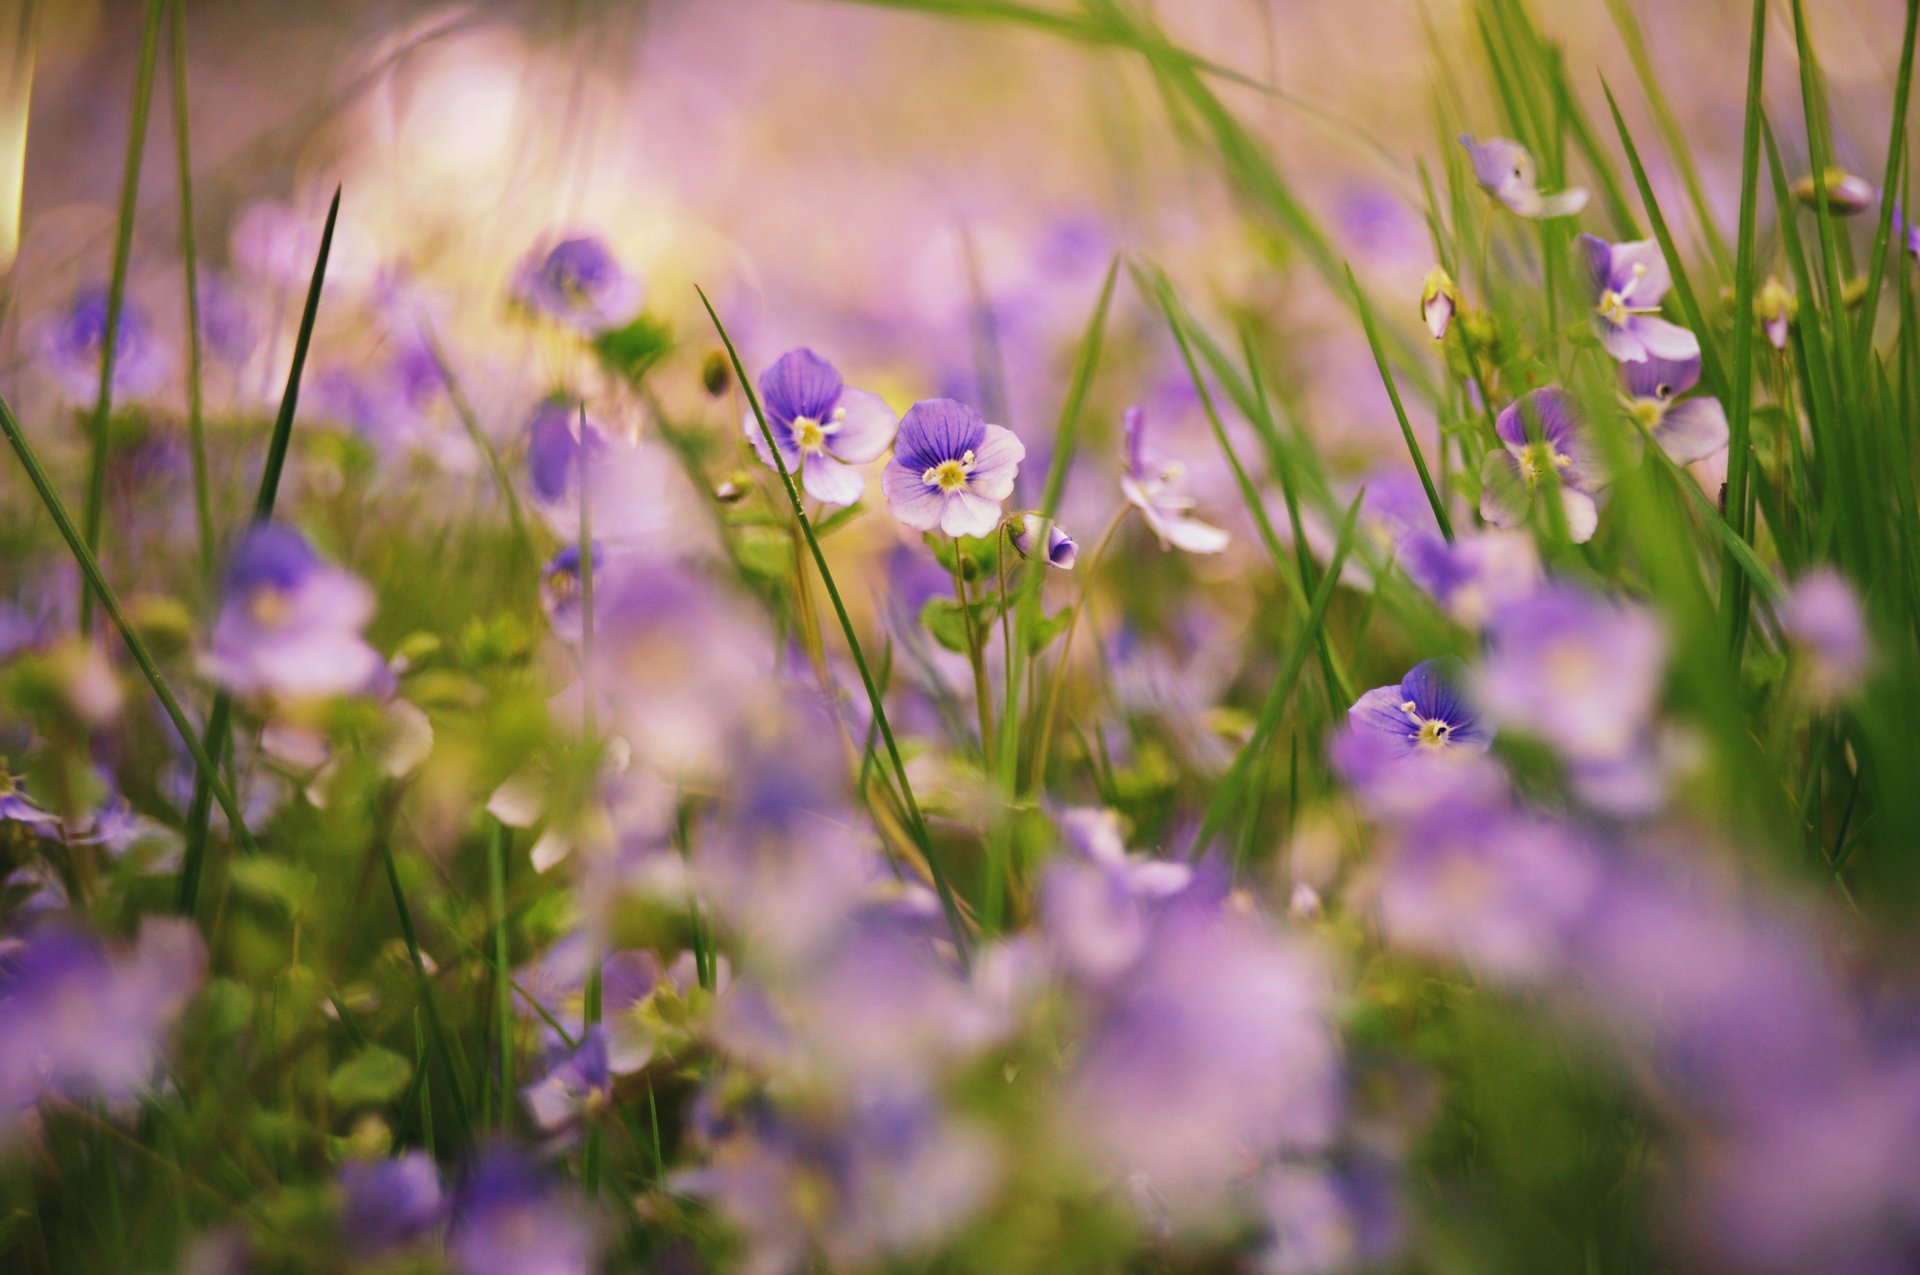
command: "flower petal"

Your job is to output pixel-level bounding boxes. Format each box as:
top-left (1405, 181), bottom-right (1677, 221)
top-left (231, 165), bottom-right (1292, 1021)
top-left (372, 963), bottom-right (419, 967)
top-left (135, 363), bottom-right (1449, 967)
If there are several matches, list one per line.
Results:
top-left (759, 348), bottom-right (843, 425)
top-left (965, 424), bottom-right (1026, 501)
top-left (882, 463), bottom-right (943, 531)
top-left (826, 388), bottom-right (897, 464)
top-left (801, 451), bottom-right (865, 506)
top-left (1633, 316), bottom-right (1701, 363)
top-left (939, 488), bottom-right (1004, 539)
top-left (1653, 396), bottom-right (1730, 465)
top-left (1478, 450), bottom-right (1530, 530)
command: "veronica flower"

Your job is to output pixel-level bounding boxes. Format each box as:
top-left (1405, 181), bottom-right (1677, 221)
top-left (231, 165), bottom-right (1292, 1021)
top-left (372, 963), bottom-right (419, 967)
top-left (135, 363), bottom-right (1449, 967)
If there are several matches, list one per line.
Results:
top-left (522, 400), bottom-right (698, 550)
top-left (40, 286), bottom-right (172, 403)
top-left (1621, 352), bottom-right (1729, 464)
top-left (1577, 234), bottom-right (1700, 364)
top-left (1476, 584), bottom-right (1666, 765)
top-left (509, 234), bottom-right (642, 334)
top-left (1478, 388), bottom-right (1603, 542)
top-left (1346, 659), bottom-right (1492, 758)
top-left (201, 524), bottom-right (384, 700)
top-left (337, 1153), bottom-right (445, 1258)
top-left (747, 348), bottom-right (898, 506)
top-left (881, 398), bottom-right (1024, 537)
top-left (539, 543), bottom-right (604, 644)
top-left (1400, 529), bottom-right (1540, 629)
top-left (449, 1151), bottom-right (597, 1275)
top-left (1420, 266), bottom-right (1457, 340)
top-left (1459, 135), bottom-right (1588, 218)
top-left (1120, 406), bottom-right (1229, 554)
top-left (522, 1027), bottom-right (613, 1140)
top-left (0, 769), bottom-right (59, 833)
top-left (1781, 569), bottom-right (1870, 703)
top-left (1009, 513), bottom-right (1077, 568)
top-left (1040, 806), bottom-right (1193, 982)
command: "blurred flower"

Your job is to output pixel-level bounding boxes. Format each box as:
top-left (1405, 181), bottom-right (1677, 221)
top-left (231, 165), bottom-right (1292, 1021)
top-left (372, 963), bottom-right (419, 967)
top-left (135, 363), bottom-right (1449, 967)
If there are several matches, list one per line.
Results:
top-left (521, 400), bottom-right (699, 551)
top-left (509, 234), bottom-right (643, 334)
top-left (450, 1150), bottom-right (596, 1275)
top-left (1791, 167), bottom-right (1876, 216)
top-left (1401, 529), bottom-right (1540, 628)
top-left (1577, 234), bottom-right (1699, 364)
top-left (1121, 405), bottom-right (1229, 554)
top-left (540, 542), bottom-right (605, 643)
top-left (1346, 659), bottom-right (1491, 759)
top-left (881, 398), bottom-right (1024, 537)
top-left (337, 1152), bottom-right (445, 1257)
top-left (38, 286), bottom-right (171, 403)
top-left (1622, 352), bottom-right (1729, 465)
top-left (0, 919), bottom-right (206, 1141)
top-left (1009, 513), bottom-right (1076, 568)
top-left (1258, 1161), bottom-right (1402, 1275)
top-left (522, 1027), bottom-right (612, 1140)
top-left (1459, 135), bottom-right (1588, 218)
top-left (0, 769), bottom-right (58, 832)
top-left (1477, 583), bottom-right (1666, 765)
top-left (201, 524), bottom-right (384, 699)
top-left (1781, 569), bottom-right (1869, 703)
top-left (1478, 387), bottom-right (1603, 542)
top-left (1419, 266), bottom-right (1456, 340)
top-left (1040, 806), bottom-right (1193, 983)
top-left (747, 348), bottom-right (897, 506)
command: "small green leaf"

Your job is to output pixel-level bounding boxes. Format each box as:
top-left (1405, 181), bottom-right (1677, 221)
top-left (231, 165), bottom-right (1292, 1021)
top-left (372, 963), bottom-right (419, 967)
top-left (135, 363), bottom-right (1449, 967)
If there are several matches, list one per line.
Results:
top-left (328, 1046), bottom-right (414, 1109)
top-left (592, 314), bottom-right (675, 384)
top-left (813, 502), bottom-right (866, 537)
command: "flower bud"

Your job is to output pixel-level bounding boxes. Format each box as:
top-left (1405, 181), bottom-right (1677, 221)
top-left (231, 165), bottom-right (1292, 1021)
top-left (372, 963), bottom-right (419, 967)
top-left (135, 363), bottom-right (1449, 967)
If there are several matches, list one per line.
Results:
top-left (1008, 513), bottom-right (1077, 569)
top-left (1792, 167), bottom-right (1875, 216)
top-left (1420, 267), bottom-right (1457, 340)
top-left (1756, 277), bottom-right (1795, 352)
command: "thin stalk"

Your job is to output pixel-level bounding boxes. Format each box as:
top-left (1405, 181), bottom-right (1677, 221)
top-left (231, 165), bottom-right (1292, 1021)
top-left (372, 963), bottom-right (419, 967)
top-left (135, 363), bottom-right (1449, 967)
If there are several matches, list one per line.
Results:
top-left (1347, 265), bottom-right (1452, 540)
top-left (167, 0), bottom-right (213, 586)
top-left (487, 818), bottom-right (514, 1132)
top-left (380, 837), bottom-right (473, 1152)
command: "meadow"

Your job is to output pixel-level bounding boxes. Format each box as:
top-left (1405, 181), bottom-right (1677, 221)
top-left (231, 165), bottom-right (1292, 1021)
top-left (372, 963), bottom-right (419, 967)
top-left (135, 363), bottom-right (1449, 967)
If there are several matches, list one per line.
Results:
top-left (1, 0), bottom-right (1918, 1271)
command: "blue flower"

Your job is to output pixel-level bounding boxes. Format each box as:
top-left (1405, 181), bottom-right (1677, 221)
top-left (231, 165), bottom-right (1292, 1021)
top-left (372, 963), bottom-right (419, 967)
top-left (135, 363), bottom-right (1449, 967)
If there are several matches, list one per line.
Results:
top-left (1346, 659), bottom-right (1491, 758)
top-left (337, 1152), bottom-right (445, 1257)
top-left (521, 1027), bottom-right (613, 1139)
top-left (201, 524), bottom-right (384, 699)
top-left (1577, 234), bottom-right (1700, 364)
top-left (450, 1150), bottom-right (597, 1275)
top-left (509, 234), bottom-right (642, 334)
top-left (39, 286), bottom-right (171, 402)
top-left (748, 348), bottom-right (898, 506)
top-left (1009, 513), bottom-right (1077, 568)
top-left (881, 398), bottom-right (1024, 537)
top-left (1460, 135), bottom-right (1588, 219)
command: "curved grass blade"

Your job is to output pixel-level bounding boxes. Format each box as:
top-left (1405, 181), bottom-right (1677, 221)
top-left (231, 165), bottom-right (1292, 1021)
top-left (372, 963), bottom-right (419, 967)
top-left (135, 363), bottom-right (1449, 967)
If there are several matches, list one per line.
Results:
top-left (697, 285), bottom-right (972, 965)
top-left (1346, 264), bottom-right (1452, 541)
top-left (176, 187), bottom-right (339, 917)
top-left (0, 389), bottom-right (258, 856)
top-left (78, 0), bottom-right (166, 636)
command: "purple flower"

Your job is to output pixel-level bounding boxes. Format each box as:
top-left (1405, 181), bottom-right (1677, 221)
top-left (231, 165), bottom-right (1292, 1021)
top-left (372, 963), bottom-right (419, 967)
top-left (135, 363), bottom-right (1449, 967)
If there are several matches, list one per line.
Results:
top-left (1622, 353), bottom-right (1729, 465)
top-left (1346, 659), bottom-right (1491, 761)
top-left (450, 1150), bottom-right (596, 1275)
top-left (1121, 405), bottom-right (1229, 554)
top-left (1782, 569), bottom-right (1870, 703)
top-left (1009, 513), bottom-right (1077, 568)
top-left (1479, 388), bottom-right (1603, 543)
top-left (1401, 529), bottom-right (1540, 628)
top-left (881, 398), bottom-right (1024, 537)
top-left (1420, 267), bottom-right (1457, 340)
top-left (1460, 135), bottom-right (1588, 219)
top-left (1577, 234), bottom-right (1700, 364)
top-left (522, 1027), bottom-right (612, 1139)
top-left (540, 543), bottom-right (604, 643)
top-left (0, 769), bottom-right (59, 833)
top-left (1040, 807), bottom-right (1193, 982)
top-left (1376, 803), bottom-right (1604, 982)
top-left (40, 286), bottom-right (172, 402)
top-left (1476, 583), bottom-right (1666, 764)
top-left (509, 234), bottom-right (642, 334)
top-left (201, 525), bottom-right (384, 699)
top-left (1258, 1161), bottom-right (1402, 1275)
top-left (747, 348), bottom-right (898, 506)
top-left (0, 919), bottom-right (206, 1141)
top-left (337, 1153), bottom-right (445, 1257)
top-left (521, 400), bottom-right (695, 549)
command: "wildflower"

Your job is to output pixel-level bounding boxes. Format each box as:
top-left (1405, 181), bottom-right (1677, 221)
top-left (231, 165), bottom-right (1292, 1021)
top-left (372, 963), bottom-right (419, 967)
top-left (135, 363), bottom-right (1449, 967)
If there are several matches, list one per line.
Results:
top-left (1040, 807), bottom-right (1193, 982)
top-left (337, 1152), bottom-right (445, 1257)
top-left (1121, 405), bottom-right (1229, 553)
top-left (1478, 388), bottom-right (1603, 543)
top-left (1757, 276), bottom-right (1795, 351)
top-left (1621, 352), bottom-right (1729, 465)
top-left (0, 769), bottom-right (59, 832)
top-left (509, 234), bottom-right (642, 334)
top-left (1792, 166), bottom-right (1876, 216)
top-left (1008, 513), bottom-right (1077, 568)
top-left (522, 1027), bottom-right (613, 1139)
top-left (449, 1151), bottom-right (597, 1275)
top-left (881, 398), bottom-right (1024, 537)
top-left (1420, 266), bottom-right (1457, 340)
top-left (521, 400), bottom-right (698, 550)
top-left (1781, 569), bottom-right (1869, 703)
top-left (1476, 583), bottom-right (1666, 764)
top-left (40, 286), bottom-right (172, 403)
top-left (1576, 234), bottom-right (1700, 364)
top-left (1459, 135), bottom-right (1589, 218)
top-left (1401, 529), bottom-right (1540, 629)
top-left (1346, 659), bottom-right (1492, 758)
top-left (201, 524), bottom-right (384, 699)
top-left (540, 543), bottom-right (604, 643)
top-left (746, 348), bottom-right (898, 506)
top-left (1259, 1161), bottom-right (1403, 1275)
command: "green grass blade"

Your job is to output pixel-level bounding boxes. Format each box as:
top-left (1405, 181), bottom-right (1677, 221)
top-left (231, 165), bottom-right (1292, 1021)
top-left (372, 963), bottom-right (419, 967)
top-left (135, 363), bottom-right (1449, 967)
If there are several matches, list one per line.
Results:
top-left (0, 389), bottom-right (258, 857)
top-left (176, 187), bottom-right (339, 918)
top-left (697, 285), bottom-right (972, 965)
top-left (1346, 264), bottom-right (1452, 541)
top-left (1722, 0), bottom-right (1769, 656)
top-left (378, 835), bottom-right (474, 1153)
top-left (167, 0), bottom-right (213, 587)
top-left (1851, 0), bottom-right (1919, 365)
top-left (78, 0), bottom-right (166, 636)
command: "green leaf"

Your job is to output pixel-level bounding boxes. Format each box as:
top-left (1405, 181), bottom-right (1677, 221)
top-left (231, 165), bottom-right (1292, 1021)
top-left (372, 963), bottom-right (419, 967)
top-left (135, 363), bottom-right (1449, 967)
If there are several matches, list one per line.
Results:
top-left (592, 314), bottom-right (675, 385)
top-left (813, 502), bottom-right (867, 538)
top-left (226, 858), bottom-right (318, 916)
top-left (920, 596), bottom-right (1000, 654)
top-left (328, 1047), bottom-right (414, 1109)
top-left (1025, 607), bottom-right (1072, 656)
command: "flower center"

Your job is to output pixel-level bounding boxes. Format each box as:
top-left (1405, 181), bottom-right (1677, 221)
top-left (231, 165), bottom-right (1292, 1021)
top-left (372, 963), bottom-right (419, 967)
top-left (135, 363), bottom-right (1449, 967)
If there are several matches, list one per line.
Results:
top-left (1627, 396), bottom-right (1667, 429)
top-left (1597, 263), bottom-right (1650, 327)
top-left (248, 586), bottom-right (291, 628)
top-left (923, 448), bottom-right (977, 492)
top-left (1518, 442), bottom-right (1572, 484)
top-left (1401, 699), bottom-right (1456, 749)
top-left (791, 407), bottom-right (844, 455)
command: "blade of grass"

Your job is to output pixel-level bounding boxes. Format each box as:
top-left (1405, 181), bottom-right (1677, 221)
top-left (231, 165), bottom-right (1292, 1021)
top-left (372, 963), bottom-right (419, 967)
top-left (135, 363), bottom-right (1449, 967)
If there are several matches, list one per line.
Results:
top-left (166, 0), bottom-right (213, 587)
top-left (698, 285), bottom-right (971, 965)
top-left (1723, 0), bottom-right (1769, 657)
top-left (1346, 264), bottom-right (1452, 541)
top-left (0, 389), bottom-right (258, 856)
top-left (380, 837), bottom-right (472, 1154)
top-left (176, 187), bottom-right (340, 918)
top-left (1850, 0), bottom-right (1919, 366)
top-left (78, 0), bottom-right (166, 636)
